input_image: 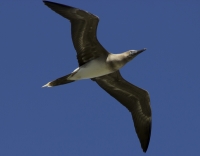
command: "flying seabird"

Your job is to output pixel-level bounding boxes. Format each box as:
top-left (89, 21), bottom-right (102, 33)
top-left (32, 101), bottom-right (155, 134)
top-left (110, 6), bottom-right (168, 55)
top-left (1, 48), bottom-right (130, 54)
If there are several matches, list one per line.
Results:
top-left (43, 1), bottom-right (152, 153)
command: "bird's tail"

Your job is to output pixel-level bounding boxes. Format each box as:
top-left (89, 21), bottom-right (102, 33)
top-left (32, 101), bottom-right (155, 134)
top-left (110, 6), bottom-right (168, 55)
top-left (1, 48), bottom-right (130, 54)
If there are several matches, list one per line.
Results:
top-left (42, 73), bottom-right (75, 87)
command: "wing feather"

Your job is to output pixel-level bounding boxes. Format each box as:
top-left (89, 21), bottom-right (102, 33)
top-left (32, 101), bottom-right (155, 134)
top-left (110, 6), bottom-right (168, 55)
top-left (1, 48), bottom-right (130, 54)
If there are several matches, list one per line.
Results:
top-left (93, 71), bottom-right (152, 152)
top-left (43, 1), bottom-right (108, 66)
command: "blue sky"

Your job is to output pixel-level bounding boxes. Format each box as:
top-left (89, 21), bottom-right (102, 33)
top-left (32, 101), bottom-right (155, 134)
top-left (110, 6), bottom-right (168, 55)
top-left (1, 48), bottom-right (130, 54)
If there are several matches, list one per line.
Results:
top-left (1, 0), bottom-right (200, 155)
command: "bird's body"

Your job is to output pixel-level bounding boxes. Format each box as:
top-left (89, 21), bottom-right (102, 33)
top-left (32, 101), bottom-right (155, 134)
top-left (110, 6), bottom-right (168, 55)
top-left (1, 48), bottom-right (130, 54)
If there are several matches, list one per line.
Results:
top-left (67, 52), bottom-right (135, 80)
top-left (69, 55), bottom-right (112, 80)
top-left (43, 1), bottom-right (152, 153)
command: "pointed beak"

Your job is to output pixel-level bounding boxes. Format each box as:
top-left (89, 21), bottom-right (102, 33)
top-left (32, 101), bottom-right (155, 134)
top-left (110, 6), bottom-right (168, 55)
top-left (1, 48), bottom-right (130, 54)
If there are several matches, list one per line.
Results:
top-left (136, 48), bottom-right (147, 54)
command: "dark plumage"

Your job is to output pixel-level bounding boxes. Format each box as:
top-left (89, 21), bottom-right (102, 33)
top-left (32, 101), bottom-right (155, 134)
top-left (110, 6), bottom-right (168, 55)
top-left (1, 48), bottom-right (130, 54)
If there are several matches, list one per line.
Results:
top-left (43, 1), bottom-right (152, 152)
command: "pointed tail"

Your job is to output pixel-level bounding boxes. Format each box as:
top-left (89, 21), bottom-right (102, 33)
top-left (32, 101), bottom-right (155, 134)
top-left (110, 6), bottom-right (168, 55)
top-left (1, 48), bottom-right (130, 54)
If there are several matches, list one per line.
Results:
top-left (42, 73), bottom-right (75, 87)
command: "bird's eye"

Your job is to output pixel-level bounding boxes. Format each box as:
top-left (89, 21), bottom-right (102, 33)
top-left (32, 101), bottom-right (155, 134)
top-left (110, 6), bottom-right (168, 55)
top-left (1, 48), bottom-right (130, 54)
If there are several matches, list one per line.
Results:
top-left (130, 50), bottom-right (134, 55)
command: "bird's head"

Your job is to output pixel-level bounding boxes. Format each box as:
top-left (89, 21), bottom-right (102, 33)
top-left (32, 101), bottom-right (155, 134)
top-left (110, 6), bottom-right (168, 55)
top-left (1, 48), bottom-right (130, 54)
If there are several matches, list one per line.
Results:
top-left (128, 48), bottom-right (147, 59)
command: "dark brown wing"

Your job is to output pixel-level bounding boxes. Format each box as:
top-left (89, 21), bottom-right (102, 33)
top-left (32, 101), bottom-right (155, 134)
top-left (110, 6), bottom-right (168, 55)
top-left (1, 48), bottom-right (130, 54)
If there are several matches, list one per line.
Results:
top-left (93, 71), bottom-right (152, 152)
top-left (43, 1), bottom-right (108, 66)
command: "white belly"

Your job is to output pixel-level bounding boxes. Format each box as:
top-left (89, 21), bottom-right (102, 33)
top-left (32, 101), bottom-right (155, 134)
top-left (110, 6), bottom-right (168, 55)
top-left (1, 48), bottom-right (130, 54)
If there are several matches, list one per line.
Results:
top-left (67, 58), bottom-right (113, 80)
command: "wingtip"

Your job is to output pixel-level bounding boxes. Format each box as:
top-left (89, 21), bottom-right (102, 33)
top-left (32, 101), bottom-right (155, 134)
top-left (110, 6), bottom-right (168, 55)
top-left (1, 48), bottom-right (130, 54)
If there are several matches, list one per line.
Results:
top-left (43, 1), bottom-right (56, 5)
top-left (142, 148), bottom-right (147, 153)
top-left (141, 142), bottom-right (149, 153)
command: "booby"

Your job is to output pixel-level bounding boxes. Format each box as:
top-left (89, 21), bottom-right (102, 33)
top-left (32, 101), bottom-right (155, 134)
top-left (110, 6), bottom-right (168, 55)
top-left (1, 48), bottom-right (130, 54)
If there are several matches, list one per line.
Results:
top-left (43, 1), bottom-right (152, 153)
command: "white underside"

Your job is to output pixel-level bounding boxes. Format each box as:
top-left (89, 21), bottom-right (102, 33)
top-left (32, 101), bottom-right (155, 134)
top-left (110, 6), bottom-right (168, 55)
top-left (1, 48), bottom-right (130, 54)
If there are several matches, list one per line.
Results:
top-left (67, 58), bottom-right (113, 80)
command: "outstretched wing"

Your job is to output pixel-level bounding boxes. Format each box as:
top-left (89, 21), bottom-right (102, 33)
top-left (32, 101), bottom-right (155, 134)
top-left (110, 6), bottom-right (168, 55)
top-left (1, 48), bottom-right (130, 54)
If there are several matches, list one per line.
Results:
top-left (43, 1), bottom-right (108, 66)
top-left (93, 71), bottom-right (152, 152)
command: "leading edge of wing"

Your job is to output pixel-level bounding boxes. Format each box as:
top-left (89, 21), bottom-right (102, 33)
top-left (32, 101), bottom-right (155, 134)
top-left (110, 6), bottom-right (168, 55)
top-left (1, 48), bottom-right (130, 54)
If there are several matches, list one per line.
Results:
top-left (43, 1), bottom-right (98, 20)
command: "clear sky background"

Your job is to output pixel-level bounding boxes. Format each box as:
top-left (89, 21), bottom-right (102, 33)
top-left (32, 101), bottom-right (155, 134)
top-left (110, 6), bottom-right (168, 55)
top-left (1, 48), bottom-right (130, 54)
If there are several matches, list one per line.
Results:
top-left (1, 0), bottom-right (200, 156)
